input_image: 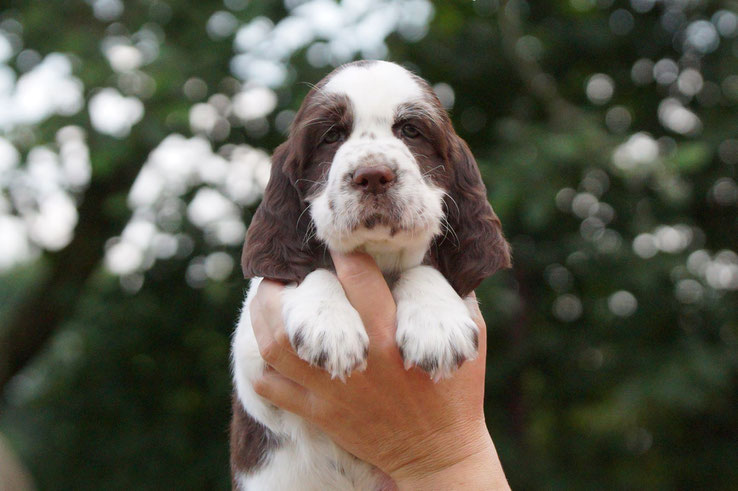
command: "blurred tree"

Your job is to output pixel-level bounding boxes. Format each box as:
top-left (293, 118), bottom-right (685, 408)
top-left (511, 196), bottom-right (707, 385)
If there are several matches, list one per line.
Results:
top-left (1, 0), bottom-right (737, 489)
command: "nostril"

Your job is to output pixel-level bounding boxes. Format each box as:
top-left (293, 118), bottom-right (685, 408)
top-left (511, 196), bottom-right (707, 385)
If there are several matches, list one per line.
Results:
top-left (352, 165), bottom-right (396, 194)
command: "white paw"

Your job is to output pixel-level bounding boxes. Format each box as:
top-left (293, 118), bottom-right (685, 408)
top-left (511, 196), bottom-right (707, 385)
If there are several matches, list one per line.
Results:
top-left (396, 301), bottom-right (479, 381)
top-left (282, 270), bottom-right (368, 381)
top-left (392, 265), bottom-right (480, 382)
top-left (285, 305), bottom-right (369, 380)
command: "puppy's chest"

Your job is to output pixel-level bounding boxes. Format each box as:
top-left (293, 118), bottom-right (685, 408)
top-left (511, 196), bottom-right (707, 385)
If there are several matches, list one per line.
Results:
top-left (252, 440), bottom-right (386, 490)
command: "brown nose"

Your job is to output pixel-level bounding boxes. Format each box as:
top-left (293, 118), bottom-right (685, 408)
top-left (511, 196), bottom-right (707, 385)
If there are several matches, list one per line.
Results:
top-left (351, 166), bottom-right (396, 194)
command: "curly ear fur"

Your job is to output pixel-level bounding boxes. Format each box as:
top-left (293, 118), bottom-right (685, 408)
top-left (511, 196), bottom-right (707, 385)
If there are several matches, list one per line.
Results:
top-left (241, 142), bottom-right (316, 282)
top-left (431, 137), bottom-right (511, 297)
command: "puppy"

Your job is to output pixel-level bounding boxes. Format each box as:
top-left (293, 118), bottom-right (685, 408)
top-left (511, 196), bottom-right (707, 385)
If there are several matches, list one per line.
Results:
top-left (231, 60), bottom-right (510, 490)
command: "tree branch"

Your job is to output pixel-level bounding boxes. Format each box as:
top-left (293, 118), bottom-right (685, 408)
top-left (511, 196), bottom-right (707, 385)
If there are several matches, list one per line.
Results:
top-left (498, 0), bottom-right (583, 128)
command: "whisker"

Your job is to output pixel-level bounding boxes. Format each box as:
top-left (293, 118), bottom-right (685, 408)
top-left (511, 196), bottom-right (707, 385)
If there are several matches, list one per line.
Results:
top-left (296, 203), bottom-right (312, 231)
top-left (422, 164), bottom-right (444, 178)
top-left (302, 225), bottom-right (318, 247)
top-left (438, 215), bottom-right (460, 249)
top-left (294, 178), bottom-right (321, 186)
top-left (321, 242), bottom-right (329, 265)
top-left (444, 192), bottom-right (461, 219)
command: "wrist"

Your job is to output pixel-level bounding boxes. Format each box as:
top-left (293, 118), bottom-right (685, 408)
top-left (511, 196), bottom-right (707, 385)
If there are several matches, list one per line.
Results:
top-left (390, 427), bottom-right (509, 491)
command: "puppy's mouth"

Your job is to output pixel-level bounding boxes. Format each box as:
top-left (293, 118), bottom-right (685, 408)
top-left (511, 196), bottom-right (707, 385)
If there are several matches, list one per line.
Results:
top-left (355, 194), bottom-right (404, 231)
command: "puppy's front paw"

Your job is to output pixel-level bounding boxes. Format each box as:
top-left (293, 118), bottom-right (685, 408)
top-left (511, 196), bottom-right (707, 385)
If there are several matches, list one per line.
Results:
top-left (287, 307), bottom-right (368, 380)
top-left (282, 270), bottom-right (368, 381)
top-left (396, 301), bottom-right (479, 381)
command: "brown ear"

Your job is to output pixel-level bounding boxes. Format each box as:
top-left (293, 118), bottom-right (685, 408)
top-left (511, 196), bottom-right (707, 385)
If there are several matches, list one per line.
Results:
top-left (241, 142), bottom-right (316, 282)
top-left (430, 136), bottom-right (511, 297)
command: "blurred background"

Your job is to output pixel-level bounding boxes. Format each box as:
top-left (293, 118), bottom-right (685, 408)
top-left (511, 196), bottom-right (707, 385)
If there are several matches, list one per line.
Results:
top-left (0, 0), bottom-right (737, 489)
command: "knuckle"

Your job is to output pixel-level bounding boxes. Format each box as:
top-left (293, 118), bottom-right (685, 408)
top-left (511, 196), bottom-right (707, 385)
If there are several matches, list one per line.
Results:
top-left (259, 338), bottom-right (281, 364)
top-left (273, 326), bottom-right (292, 349)
top-left (251, 376), bottom-right (271, 398)
top-left (307, 398), bottom-right (329, 426)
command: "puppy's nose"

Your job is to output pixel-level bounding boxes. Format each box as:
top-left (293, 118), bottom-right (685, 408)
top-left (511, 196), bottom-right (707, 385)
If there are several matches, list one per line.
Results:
top-left (351, 165), bottom-right (396, 194)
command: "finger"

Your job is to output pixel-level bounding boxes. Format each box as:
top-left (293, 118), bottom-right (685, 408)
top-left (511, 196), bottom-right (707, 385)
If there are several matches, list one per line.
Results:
top-left (253, 279), bottom-right (287, 327)
top-left (330, 250), bottom-right (396, 345)
top-left (457, 292), bottom-right (488, 377)
top-left (463, 292), bottom-right (487, 354)
top-left (252, 371), bottom-right (316, 418)
top-left (465, 291), bottom-right (483, 324)
top-left (250, 286), bottom-right (332, 390)
top-left (250, 279), bottom-right (287, 364)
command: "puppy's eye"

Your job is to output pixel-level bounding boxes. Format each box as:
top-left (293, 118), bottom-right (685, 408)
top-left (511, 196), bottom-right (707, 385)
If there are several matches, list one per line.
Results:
top-left (322, 129), bottom-right (343, 145)
top-left (401, 124), bottom-right (420, 139)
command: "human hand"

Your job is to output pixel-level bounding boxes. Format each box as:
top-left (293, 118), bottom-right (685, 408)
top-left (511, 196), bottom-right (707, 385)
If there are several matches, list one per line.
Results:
top-left (250, 252), bottom-right (509, 490)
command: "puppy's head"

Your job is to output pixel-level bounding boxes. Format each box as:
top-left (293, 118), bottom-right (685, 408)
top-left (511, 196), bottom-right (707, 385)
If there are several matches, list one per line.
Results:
top-left (242, 60), bottom-right (510, 296)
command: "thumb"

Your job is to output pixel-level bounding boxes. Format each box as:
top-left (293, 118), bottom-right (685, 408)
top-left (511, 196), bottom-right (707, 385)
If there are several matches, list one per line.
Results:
top-left (330, 250), bottom-right (397, 345)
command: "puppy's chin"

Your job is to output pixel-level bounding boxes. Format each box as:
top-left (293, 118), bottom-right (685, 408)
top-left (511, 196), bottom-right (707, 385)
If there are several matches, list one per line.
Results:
top-left (357, 211), bottom-right (400, 232)
top-left (318, 221), bottom-right (440, 272)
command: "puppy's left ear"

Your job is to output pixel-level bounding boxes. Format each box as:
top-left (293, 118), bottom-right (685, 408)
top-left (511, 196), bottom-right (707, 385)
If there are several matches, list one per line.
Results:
top-left (430, 136), bottom-right (511, 297)
top-left (241, 142), bottom-right (315, 283)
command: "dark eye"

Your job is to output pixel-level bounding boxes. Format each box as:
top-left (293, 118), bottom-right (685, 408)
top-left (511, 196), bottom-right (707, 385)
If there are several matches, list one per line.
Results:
top-left (322, 128), bottom-right (343, 145)
top-left (401, 124), bottom-right (420, 139)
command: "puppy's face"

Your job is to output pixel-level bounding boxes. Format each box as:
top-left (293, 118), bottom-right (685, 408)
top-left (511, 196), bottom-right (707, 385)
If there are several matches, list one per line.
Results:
top-left (301, 62), bottom-right (448, 263)
top-left (242, 61), bottom-right (510, 296)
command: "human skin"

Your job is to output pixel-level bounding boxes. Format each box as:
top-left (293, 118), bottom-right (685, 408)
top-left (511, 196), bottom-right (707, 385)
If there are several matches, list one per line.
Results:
top-left (250, 251), bottom-right (510, 490)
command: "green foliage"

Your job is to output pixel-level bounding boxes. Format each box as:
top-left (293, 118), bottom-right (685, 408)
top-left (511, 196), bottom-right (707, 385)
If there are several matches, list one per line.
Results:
top-left (2, 268), bottom-right (236, 490)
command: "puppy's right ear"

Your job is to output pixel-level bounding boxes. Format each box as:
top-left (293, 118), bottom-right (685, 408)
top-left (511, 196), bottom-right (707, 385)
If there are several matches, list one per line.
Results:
top-left (241, 142), bottom-right (315, 283)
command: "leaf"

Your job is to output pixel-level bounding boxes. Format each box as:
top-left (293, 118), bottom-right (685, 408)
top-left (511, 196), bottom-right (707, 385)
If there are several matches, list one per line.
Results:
top-left (665, 142), bottom-right (712, 174)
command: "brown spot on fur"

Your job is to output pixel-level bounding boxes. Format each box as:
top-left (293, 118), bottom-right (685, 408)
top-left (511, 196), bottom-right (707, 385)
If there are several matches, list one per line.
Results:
top-left (230, 394), bottom-right (280, 485)
top-left (315, 350), bottom-right (329, 368)
top-left (417, 356), bottom-right (439, 373)
top-left (291, 328), bottom-right (305, 351)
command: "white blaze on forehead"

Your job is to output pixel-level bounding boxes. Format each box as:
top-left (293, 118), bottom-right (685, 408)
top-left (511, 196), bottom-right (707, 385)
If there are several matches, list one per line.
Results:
top-left (323, 61), bottom-right (425, 127)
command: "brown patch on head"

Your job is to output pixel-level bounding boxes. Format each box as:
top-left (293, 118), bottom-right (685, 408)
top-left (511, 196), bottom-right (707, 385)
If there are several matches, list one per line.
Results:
top-left (241, 80), bottom-right (354, 282)
top-left (387, 70), bottom-right (511, 295)
top-left (392, 96), bottom-right (452, 189)
top-left (230, 395), bottom-right (280, 484)
top-left (291, 92), bottom-right (354, 199)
